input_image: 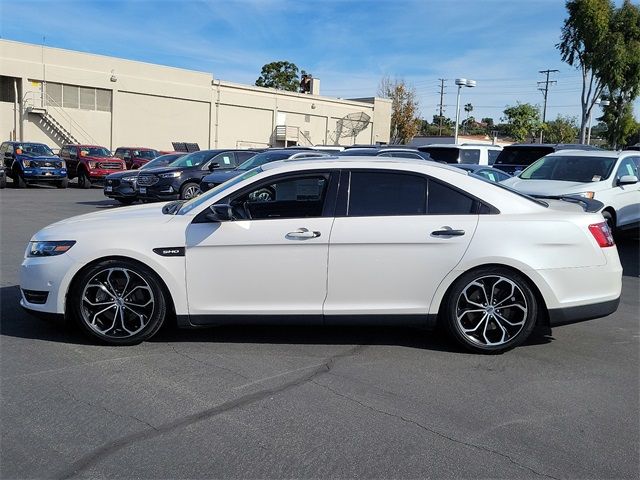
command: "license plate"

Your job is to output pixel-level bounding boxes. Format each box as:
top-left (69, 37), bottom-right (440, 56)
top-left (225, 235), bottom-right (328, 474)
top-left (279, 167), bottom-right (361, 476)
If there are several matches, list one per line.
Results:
top-left (44, 172), bottom-right (52, 176)
top-left (140, 187), bottom-right (146, 194)
top-left (105, 186), bottom-right (113, 192)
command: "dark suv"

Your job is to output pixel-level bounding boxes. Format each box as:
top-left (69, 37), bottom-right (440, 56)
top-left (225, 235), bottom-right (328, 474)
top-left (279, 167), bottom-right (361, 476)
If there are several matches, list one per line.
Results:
top-left (104, 153), bottom-right (185, 204)
top-left (60, 145), bottom-right (126, 188)
top-left (0, 141), bottom-right (67, 188)
top-left (493, 143), bottom-right (601, 175)
top-left (136, 149), bottom-right (258, 201)
top-left (114, 147), bottom-right (160, 169)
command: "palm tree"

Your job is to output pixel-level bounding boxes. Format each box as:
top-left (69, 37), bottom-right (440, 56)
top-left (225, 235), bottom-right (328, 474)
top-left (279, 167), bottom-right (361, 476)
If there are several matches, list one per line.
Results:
top-left (463, 103), bottom-right (473, 134)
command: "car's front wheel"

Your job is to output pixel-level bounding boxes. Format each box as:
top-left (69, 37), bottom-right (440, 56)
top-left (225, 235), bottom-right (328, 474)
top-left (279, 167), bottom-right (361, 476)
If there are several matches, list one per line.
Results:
top-left (443, 267), bottom-right (538, 353)
top-left (70, 259), bottom-right (167, 345)
top-left (78, 170), bottom-right (91, 189)
top-left (180, 182), bottom-right (200, 200)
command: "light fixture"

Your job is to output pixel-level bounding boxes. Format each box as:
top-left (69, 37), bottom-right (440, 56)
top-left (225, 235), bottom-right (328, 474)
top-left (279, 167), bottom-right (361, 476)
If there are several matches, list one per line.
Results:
top-left (454, 78), bottom-right (476, 143)
top-left (110, 70), bottom-right (117, 82)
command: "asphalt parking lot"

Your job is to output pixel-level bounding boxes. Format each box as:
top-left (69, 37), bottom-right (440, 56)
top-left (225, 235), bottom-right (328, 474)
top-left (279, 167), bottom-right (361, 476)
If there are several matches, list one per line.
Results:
top-left (1, 185), bottom-right (638, 479)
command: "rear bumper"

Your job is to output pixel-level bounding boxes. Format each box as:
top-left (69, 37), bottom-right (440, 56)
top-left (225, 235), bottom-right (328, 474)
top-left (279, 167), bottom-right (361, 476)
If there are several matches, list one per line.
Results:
top-left (548, 297), bottom-right (620, 326)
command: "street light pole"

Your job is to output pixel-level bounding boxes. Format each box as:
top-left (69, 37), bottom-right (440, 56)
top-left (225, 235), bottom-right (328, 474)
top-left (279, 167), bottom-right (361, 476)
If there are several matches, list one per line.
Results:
top-left (587, 98), bottom-right (610, 145)
top-left (454, 78), bottom-right (475, 144)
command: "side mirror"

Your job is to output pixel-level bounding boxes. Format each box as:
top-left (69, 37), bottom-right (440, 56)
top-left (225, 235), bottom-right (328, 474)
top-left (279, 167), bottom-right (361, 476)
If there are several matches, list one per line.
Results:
top-left (618, 175), bottom-right (638, 186)
top-left (205, 203), bottom-right (232, 222)
top-left (208, 162), bottom-right (220, 171)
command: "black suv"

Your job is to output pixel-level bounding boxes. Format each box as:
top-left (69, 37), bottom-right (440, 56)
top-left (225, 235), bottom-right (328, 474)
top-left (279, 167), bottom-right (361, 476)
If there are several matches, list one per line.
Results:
top-left (136, 149), bottom-right (258, 201)
top-left (493, 143), bottom-right (601, 175)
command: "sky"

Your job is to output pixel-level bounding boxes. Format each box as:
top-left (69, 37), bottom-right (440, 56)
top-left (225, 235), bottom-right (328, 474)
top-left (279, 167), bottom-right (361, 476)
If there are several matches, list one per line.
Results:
top-left (1, 0), bottom-right (638, 124)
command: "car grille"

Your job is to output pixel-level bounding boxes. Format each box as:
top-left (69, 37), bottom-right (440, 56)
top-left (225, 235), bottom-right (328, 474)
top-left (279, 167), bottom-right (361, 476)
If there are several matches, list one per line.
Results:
top-left (98, 162), bottom-right (123, 170)
top-left (137, 173), bottom-right (159, 186)
top-left (32, 160), bottom-right (62, 168)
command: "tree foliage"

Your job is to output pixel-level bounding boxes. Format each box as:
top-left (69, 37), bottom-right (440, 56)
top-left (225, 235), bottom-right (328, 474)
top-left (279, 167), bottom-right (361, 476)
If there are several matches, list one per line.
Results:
top-left (502, 103), bottom-right (542, 142)
top-left (598, 94), bottom-right (639, 148)
top-left (255, 61), bottom-right (300, 91)
top-left (543, 115), bottom-right (579, 143)
top-left (557, 0), bottom-right (640, 143)
top-left (378, 76), bottom-right (421, 144)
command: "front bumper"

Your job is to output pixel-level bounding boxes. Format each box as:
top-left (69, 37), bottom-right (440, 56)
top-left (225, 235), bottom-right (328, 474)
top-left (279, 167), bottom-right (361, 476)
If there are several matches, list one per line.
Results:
top-left (138, 181), bottom-right (180, 201)
top-left (22, 167), bottom-right (67, 181)
top-left (20, 253), bottom-right (77, 315)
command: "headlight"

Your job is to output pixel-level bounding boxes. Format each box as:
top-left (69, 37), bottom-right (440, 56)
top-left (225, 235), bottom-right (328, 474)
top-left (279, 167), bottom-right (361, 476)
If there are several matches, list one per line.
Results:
top-left (60, 160), bottom-right (66, 169)
top-left (122, 176), bottom-right (137, 182)
top-left (27, 241), bottom-right (76, 257)
top-left (22, 159), bottom-right (32, 168)
top-left (575, 191), bottom-right (595, 199)
top-left (159, 172), bottom-right (181, 178)
top-left (88, 161), bottom-right (97, 169)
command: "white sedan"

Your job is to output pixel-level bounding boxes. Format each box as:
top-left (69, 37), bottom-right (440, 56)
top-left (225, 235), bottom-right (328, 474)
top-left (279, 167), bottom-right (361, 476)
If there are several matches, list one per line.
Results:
top-left (503, 150), bottom-right (640, 232)
top-left (20, 158), bottom-right (622, 353)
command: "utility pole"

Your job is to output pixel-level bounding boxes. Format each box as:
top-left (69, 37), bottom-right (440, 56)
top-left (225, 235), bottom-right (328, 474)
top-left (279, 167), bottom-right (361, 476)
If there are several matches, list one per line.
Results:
top-left (537, 69), bottom-right (558, 143)
top-left (437, 78), bottom-right (446, 136)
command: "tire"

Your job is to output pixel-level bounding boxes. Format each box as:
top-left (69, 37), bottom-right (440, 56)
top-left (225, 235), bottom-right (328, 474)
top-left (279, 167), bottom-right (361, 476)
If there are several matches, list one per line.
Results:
top-left (180, 182), bottom-right (200, 200)
top-left (13, 172), bottom-right (26, 188)
top-left (78, 170), bottom-right (92, 189)
top-left (69, 259), bottom-right (168, 345)
top-left (56, 177), bottom-right (69, 189)
top-left (602, 210), bottom-right (616, 234)
top-left (443, 267), bottom-right (538, 353)
top-left (117, 197), bottom-right (136, 205)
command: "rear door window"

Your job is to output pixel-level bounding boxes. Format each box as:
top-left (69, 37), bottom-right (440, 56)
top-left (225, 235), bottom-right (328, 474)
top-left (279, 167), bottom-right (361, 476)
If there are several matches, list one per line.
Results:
top-left (427, 180), bottom-right (476, 214)
top-left (488, 150), bottom-right (500, 165)
top-left (347, 171), bottom-right (427, 216)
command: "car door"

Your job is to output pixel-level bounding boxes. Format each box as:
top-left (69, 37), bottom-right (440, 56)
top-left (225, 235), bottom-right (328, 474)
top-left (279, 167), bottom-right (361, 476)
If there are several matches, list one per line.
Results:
top-left (324, 169), bottom-right (478, 318)
top-left (67, 146), bottom-right (78, 176)
top-left (59, 146), bottom-right (70, 174)
top-left (184, 170), bottom-right (338, 321)
top-left (611, 156), bottom-right (640, 227)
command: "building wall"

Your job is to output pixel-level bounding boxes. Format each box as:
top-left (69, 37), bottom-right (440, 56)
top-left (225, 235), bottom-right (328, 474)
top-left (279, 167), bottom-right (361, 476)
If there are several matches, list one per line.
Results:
top-left (0, 39), bottom-right (391, 151)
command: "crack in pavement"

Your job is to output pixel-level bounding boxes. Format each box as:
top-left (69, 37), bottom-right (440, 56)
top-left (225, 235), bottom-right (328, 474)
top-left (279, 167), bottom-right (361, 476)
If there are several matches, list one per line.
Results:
top-left (60, 388), bottom-right (159, 432)
top-left (311, 380), bottom-right (561, 480)
top-left (170, 345), bottom-right (250, 379)
top-left (53, 344), bottom-right (365, 480)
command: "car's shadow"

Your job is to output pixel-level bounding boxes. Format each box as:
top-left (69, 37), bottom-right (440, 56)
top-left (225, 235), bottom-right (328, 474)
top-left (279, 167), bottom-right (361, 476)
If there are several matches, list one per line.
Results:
top-left (0, 285), bottom-right (553, 352)
top-left (75, 199), bottom-right (120, 208)
top-left (617, 232), bottom-right (639, 278)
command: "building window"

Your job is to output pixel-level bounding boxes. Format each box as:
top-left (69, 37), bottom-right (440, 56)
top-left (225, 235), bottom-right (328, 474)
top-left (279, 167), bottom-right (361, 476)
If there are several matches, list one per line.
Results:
top-left (79, 87), bottom-right (96, 110)
top-left (46, 82), bottom-right (63, 106)
top-left (0, 76), bottom-right (21, 103)
top-left (96, 89), bottom-right (112, 112)
top-left (63, 85), bottom-right (79, 108)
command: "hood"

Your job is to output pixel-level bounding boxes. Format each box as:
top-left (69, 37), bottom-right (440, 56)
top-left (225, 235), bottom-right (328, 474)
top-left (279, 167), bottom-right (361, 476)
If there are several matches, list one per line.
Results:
top-left (141, 165), bottom-right (194, 175)
top-left (203, 169), bottom-right (244, 184)
top-left (106, 170), bottom-right (137, 180)
top-left (17, 154), bottom-right (61, 162)
top-left (82, 155), bottom-right (119, 162)
top-left (502, 178), bottom-right (602, 196)
top-left (34, 202), bottom-right (174, 241)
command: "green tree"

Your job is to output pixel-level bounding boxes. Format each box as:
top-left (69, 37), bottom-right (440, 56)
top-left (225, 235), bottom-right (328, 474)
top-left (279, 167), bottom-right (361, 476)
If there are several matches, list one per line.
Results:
top-left (544, 115), bottom-right (579, 143)
top-left (378, 76), bottom-right (421, 144)
top-left (502, 103), bottom-right (542, 142)
top-left (598, 1), bottom-right (640, 149)
top-left (255, 61), bottom-right (300, 91)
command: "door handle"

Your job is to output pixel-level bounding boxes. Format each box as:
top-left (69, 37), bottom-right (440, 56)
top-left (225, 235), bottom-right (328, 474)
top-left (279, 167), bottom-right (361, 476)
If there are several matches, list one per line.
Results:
top-left (286, 228), bottom-right (321, 239)
top-left (431, 227), bottom-right (465, 237)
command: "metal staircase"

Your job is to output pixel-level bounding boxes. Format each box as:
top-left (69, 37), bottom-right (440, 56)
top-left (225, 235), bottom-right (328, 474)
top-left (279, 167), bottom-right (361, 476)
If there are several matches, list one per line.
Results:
top-left (23, 92), bottom-right (98, 145)
top-left (274, 125), bottom-right (313, 147)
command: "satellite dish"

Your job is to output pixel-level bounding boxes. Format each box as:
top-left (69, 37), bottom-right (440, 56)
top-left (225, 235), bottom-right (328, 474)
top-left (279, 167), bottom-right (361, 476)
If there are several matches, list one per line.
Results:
top-left (333, 112), bottom-right (371, 144)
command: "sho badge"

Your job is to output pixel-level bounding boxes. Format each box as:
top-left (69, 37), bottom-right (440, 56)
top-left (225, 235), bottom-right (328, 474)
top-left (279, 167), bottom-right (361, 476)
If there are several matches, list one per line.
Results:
top-left (152, 247), bottom-right (185, 257)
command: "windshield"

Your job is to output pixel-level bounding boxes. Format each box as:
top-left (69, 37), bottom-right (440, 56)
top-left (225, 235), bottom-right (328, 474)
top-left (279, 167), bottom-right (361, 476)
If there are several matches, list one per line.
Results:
top-left (519, 155), bottom-right (617, 182)
top-left (237, 151), bottom-right (294, 170)
top-left (418, 148), bottom-right (460, 164)
top-left (80, 147), bottom-right (111, 157)
top-left (17, 144), bottom-right (54, 157)
top-left (170, 150), bottom-right (216, 168)
top-left (178, 167), bottom-right (264, 215)
top-left (133, 150), bottom-right (159, 159)
top-left (494, 147), bottom-right (554, 166)
top-left (141, 154), bottom-right (185, 170)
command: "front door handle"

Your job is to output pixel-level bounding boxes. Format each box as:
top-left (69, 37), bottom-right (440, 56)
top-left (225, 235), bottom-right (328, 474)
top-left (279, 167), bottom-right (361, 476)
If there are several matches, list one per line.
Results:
top-left (431, 227), bottom-right (465, 237)
top-left (286, 228), bottom-right (321, 239)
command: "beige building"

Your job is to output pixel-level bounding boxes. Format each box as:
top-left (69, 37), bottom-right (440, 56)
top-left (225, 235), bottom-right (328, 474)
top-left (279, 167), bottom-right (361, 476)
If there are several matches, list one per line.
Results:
top-left (0, 40), bottom-right (391, 151)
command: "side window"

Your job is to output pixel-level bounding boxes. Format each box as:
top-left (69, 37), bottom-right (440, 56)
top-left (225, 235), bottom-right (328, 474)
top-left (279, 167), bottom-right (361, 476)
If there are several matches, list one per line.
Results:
top-left (488, 150), bottom-right (500, 165)
top-left (60, 147), bottom-right (69, 158)
top-left (615, 158), bottom-right (639, 182)
top-left (0, 143), bottom-right (6, 155)
top-left (68, 146), bottom-right (77, 157)
top-left (210, 152), bottom-right (235, 169)
top-left (347, 171), bottom-right (427, 216)
top-left (236, 151), bottom-right (257, 163)
top-left (427, 180), bottom-right (476, 215)
top-left (114, 149), bottom-right (122, 159)
top-left (230, 174), bottom-right (330, 220)
top-left (460, 149), bottom-right (480, 164)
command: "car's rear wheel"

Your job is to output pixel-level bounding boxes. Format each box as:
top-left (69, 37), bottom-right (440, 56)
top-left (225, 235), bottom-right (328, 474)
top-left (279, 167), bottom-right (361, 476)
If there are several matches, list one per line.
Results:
top-left (180, 182), bottom-right (200, 200)
top-left (443, 267), bottom-right (538, 353)
top-left (78, 170), bottom-right (91, 189)
top-left (70, 259), bottom-right (167, 345)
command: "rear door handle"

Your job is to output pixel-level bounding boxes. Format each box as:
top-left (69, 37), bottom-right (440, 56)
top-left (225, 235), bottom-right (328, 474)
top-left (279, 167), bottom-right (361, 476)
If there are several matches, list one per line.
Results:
top-left (286, 228), bottom-right (321, 239)
top-left (431, 227), bottom-right (465, 237)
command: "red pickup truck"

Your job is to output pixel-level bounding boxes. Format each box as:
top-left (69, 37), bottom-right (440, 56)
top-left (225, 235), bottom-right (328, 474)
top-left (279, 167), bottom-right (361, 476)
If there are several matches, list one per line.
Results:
top-left (60, 145), bottom-right (126, 188)
top-left (113, 147), bottom-right (160, 169)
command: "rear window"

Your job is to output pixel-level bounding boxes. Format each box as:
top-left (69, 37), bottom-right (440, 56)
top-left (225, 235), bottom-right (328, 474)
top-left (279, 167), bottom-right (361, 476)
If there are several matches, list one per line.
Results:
top-left (418, 147), bottom-right (460, 163)
top-left (494, 147), bottom-right (554, 166)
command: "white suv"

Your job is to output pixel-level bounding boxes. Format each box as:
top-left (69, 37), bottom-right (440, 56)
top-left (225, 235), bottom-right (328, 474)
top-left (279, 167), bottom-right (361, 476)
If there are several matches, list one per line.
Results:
top-left (417, 143), bottom-right (503, 166)
top-left (503, 150), bottom-right (640, 232)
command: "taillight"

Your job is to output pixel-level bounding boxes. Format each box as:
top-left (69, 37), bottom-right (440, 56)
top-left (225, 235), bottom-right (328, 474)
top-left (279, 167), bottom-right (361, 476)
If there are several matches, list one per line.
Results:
top-left (588, 222), bottom-right (615, 248)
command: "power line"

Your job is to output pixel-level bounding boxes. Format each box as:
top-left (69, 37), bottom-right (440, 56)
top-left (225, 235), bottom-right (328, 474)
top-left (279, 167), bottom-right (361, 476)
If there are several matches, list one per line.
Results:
top-left (437, 78), bottom-right (446, 135)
